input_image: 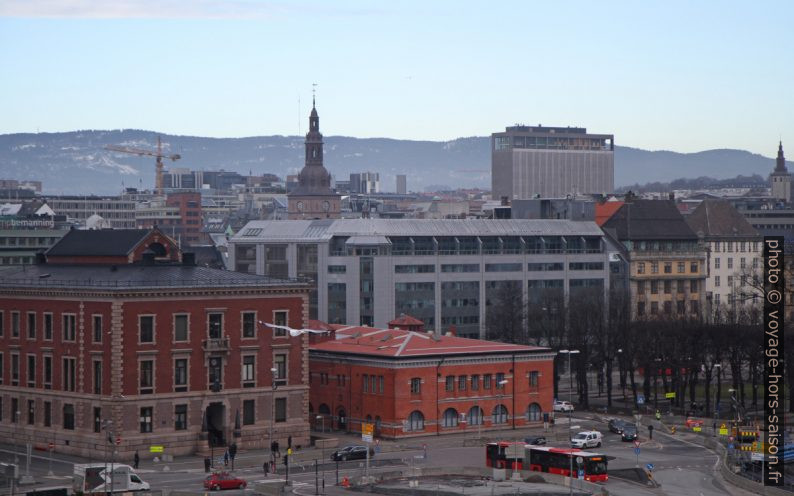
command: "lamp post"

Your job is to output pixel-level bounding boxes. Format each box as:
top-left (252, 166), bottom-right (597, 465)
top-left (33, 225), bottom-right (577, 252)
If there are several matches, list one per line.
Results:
top-left (270, 366), bottom-right (278, 469)
top-left (559, 349), bottom-right (580, 496)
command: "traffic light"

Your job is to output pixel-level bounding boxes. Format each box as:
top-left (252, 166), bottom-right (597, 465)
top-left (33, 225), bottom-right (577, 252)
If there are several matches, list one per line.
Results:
top-left (283, 454), bottom-right (289, 467)
top-left (229, 443), bottom-right (237, 459)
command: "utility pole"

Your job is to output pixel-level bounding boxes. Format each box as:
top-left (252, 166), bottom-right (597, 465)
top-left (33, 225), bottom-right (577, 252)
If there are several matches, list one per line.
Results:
top-left (559, 349), bottom-right (580, 496)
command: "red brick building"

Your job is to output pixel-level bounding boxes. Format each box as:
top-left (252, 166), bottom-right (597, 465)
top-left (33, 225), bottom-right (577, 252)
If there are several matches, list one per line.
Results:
top-left (136, 191), bottom-right (203, 245)
top-left (0, 229), bottom-right (310, 458)
top-left (309, 324), bottom-right (555, 439)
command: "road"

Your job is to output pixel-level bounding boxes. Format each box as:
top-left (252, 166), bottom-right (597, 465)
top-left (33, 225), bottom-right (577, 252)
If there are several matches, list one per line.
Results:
top-left (0, 414), bottom-right (761, 495)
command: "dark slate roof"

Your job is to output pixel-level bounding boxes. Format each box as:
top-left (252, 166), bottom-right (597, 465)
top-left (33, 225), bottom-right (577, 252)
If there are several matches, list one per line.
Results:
top-left (46, 229), bottom-right (151, 257)
top-left (0, 264), bottom-right (305, 290)
top-left (685, 199), bottom-right (760, 238)
top-left (602, 200), bottom-right (698, 241)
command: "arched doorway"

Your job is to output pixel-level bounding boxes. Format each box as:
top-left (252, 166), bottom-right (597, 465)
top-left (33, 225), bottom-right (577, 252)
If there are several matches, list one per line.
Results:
top-left (407, 410), bottom-right (424, 432)
top-left (317, 404), bottom-right (330, 432)
top-left (492, 404), bottom-right (508, 424)
top-left (467, 406), bottom-right (483, 425)
top-left (442, 408), bottom-right (459, 428)
top-left (527, 403), bottom-right (542, 422)
top-left (336, 408), bottom-right (347, 431)
top-left (204, 402), bottom-right (226, 447)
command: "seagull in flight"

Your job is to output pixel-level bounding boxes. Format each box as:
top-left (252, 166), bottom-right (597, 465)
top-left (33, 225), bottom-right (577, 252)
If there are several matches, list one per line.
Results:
top-left (258, 321), bottom-right (330, 337)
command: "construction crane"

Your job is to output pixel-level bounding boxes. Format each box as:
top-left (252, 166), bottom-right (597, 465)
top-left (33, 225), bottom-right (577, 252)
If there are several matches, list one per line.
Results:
top-left (105, 136), bottom-right (180, 194)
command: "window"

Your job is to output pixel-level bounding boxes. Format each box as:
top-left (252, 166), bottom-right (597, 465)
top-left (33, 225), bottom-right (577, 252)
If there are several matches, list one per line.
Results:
top-left (43, 401), bottom-right (51, 427)
top-left (175, 404), bottom-right (188, 430)
top-left (714, 241), bottom-right (721, 252)
top-left (485, 263), bottom-right (522, 272)
top-left (753, 258), bottom-right (759, 269)
top-left (27, 399), bottom-right (34, 425)
top-left (63, 404), bottom-right (75, 430)
top-left (173, 314), bottom-right (189, 342)
top-left (471, 375), bottom-right (480, 390)
top-left (407, 410), bottom-right (424, 431)
top-left (445, 375), bottom-right (454, 392)
top-left (528, 403), bottom-right (542, 422)
top-left (93, 360), bottom-right (102, 394)
top-left (690, 280), bottom-right (699, 293)
top-left (140, 360), bottom-right (154, 394)
top-left (727, 275), bottom-right (733, 286)
top-left (11, 353), bottom-right (19, 386)
top-left (379, 375), bottom-right (384, 393)
top-left (273, 311), bottom-right (288, 337)
top-left (529, 371), bottom-right (539, 388)
top-left (275, 398), bottom-right (287, 422)
top-left (727, 258), bottom-right (733, 269)
top-left (139, 315), bottom-right (154, 343)
top-left (27, 312), bottom-right (36, 339)
top-left (43, 356), bottom-right (52, 389)
top-left (637, 301), bottom-right (645, 316)
top-left (62, 357), bottom-right (75, 391)
top-left (677, 262), bottom-right (685, 273)
top-left (691, 262), bottom-right (698, 273)
top-left (328, 265), bottom-right (346, 274)
top-left (209, 357), bottom-right (222, 390)
top-left (637, 262), bottom-right (645, 274)
top-left (741, 258), bottom-right (746, 269)
top-left (496, 373), bottom-right (505, 388)
top-left (651, 262), bottom-right (658, 274)
top-left (395, 264), bottom-right (435, 273)
top-left (677, 280), bottom-right (685, 293)
top-left (27, 355), bottom-right (36, 387)
top-left (410, 377), bottom-right (421, 394)
top-left (677, 300), bottom-right (685, 315)
top-left (0, 310), bottom-right (3, 337)
top-left (11, 311), bottom-right (19, 337)
top-left (43, 313), bottom-right (52, 340)
top-left (458, 375), bottom-right (467, 391)
top-left (140, 407), bottom-right (153, 433)
top-left (174, 358), bottom-right (187, 392)
top-left (664, 301), bottom-right (672, 314)
top-left (208, 313), bottom-right (223, 339)
top-left (441, 264), bottom-right (479, 273)
top-left (0, 353), bottom-right (3, 384)
top-left (442, 408), bottom-right (459, 428)
top-left (651, 281), bottom-right (658, 294)
top-left (92, 315), bottom-right (102, 343)
top-left (242, 356), bottom-right (255, 387)
top-left (691, 300), bottom-right (700, 315)
top-left (93, 407), bottom-right (101, 433)
top-left (468, 406), bottom-right (483, 425)
top-left (715, 258), bottom-right (720, 269)
top-left (241, 312), bottom-right (256, 338)
top-left (62, 314), bottom-right (75, 341)
top-left (664, 263), bottom-right (672, 274)
top-left (492, 404), bottom-right (508, 424)
top-left (243, 400), bottom-right (255, 425)
top-left (483, 374), bottom-right (492, 389)
top-left (664, 280), bottom-right (671, 294)
top-left (274, 354), bottom-right (287, 386)
top-left (650, 301), bottom-right (659, 315)
top-left (715, 276), bottom-right (720, 287)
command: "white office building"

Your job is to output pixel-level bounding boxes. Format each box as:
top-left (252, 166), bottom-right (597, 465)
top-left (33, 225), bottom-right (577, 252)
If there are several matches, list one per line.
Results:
top-left (229, 219), bottom-right (610, 338)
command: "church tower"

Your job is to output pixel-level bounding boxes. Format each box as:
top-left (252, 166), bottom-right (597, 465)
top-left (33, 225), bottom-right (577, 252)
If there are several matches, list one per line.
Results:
top-left (287, 98), bottom-right (341, 219)
top-left (770, 141), bottom-right (791, 203)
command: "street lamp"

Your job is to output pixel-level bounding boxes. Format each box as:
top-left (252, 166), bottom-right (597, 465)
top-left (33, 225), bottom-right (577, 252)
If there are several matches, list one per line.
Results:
top-left (559, 349), bottom-right (580, 495)
top-left (270, 366), bottom-right (278, 468)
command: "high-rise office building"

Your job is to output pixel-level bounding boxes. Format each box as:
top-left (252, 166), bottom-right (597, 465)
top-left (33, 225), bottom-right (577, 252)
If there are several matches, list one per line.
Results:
top-left (491, 125), bottom-right (614, 200)
top-left (396, 174), bottom-right (407, 195)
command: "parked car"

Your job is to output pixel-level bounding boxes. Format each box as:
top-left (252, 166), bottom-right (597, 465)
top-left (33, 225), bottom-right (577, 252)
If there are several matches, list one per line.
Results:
top-left (524, 436), bottom-right (547, 445)
top-left (608, 418), bottom-right (626, 434)
top-left (553, 400), bottom-right (574, 412)
top-left (621, 425), bottom-right (639, 442)
top-left (571, 431), bottom-right (602, 449)
top-left (203, 472), bottom-right (246, 491)
top-left (331, 445), bottom-right (373, 461)
top-left (685, 418), bottom-right (704, 428)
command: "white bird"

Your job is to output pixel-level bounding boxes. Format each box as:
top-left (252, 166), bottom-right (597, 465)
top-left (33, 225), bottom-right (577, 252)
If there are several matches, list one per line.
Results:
top-left (258, 321), bottom-right (330, 337)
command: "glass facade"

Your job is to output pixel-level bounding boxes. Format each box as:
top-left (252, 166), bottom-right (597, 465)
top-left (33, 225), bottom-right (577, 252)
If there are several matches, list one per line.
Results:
top-left (328, 282), bottom-right (347, 324)
top-left (441, 281), bottom-right (480, 338)
top-left (395, 282), bottom-right (435, 329)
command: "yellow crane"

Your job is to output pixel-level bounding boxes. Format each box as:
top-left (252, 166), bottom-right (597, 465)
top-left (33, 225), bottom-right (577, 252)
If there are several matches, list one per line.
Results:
top-left (105, 136), bottom-right (180, 194)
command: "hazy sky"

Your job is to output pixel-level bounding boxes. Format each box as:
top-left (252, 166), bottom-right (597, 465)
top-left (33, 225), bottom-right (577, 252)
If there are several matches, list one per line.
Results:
top-left (1, 0), bottom-right (792, 156)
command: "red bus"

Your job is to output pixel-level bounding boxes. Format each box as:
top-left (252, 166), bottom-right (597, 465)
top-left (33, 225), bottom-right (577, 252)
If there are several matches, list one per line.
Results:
top-left (524, 446), bottom-right (608, 482)
top-left (485, 442), bottom-right (525, 470)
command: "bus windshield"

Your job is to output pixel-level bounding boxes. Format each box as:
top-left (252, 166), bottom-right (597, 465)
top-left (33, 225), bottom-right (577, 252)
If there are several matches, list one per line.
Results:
top-left (586, 458), bottom-right (607, 474)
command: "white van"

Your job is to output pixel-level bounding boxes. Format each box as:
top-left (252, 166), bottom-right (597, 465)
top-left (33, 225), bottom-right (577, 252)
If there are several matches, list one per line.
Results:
top-left (571, 431), bottom-right (602, 449)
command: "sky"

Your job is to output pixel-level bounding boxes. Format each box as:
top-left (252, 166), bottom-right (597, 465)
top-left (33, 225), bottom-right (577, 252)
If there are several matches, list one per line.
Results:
top-left (1, 0), bottom-right (792, 156)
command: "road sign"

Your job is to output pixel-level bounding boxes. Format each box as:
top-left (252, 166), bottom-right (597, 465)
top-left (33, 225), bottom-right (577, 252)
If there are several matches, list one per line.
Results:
top-left (578, 469), bottom-right (584, 479)
top-left (634, 447), bottom-right (641, 455)
top-left (665, 392), bottom-right (676, 399)
top-left (719, 427), bottom-right (729, 436)
top-left (362, 422), bottom-right (374, 443)
top-left (637, 395), bottom-right (645, 405)
top-left (728, 444), bottom-right (734, 450)
top-left (646, 463), bottom-right (654, 471)
top-left (634, 440), bottom-right (641, 448)
top-left (149, 445), bottom-right (163, 453)
top-left (751, 452), bottom-right (764, 461)
top-left (115, 437), bottom-right (122, 446)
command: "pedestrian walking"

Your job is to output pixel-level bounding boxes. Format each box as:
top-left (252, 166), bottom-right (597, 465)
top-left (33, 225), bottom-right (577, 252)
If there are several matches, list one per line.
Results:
top-left (133, 450), bottom-right (139, 469)
top-left (274, 440), bottom-right (280, 458)
top-left (288, 435), bottom-right (292, 450)
top-left (224, 449), bottom-right (229, 466)
top-left (263, 460), bottom-right (269, 477)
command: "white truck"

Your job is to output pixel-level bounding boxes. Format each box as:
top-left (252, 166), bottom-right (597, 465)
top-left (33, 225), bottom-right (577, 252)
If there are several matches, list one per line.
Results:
top-left (73, 463), bottom-right (150, 493)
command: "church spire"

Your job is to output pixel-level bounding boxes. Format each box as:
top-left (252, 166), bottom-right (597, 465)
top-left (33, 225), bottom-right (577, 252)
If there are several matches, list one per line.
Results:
top-left (776, 141), bottom-right (787, 173)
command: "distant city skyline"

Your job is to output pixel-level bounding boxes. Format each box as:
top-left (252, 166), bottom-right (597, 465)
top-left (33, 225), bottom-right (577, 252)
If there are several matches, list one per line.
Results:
top-left (1, 0), bottom-right (792, 157)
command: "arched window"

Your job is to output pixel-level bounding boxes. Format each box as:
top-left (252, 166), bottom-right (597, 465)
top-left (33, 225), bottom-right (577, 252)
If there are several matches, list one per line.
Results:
top-left (407, 410), bottom-right (424, 431)
top-left (366, 415), bottom-right (372, 423)
top-left (442, 408), bottom-right (459, 428)
top-left (318, 404), bottom-right (330, 415)
top-left (527, 403), bottom-right (542, 422)
top-left (492, 404), bottom-right (508, 424)
top-left (337, 408), bottom-right (347, 430)
top-left (468, 406), bottom-right (483, 425)
top-left (375, 416), bottom-right (382, 435)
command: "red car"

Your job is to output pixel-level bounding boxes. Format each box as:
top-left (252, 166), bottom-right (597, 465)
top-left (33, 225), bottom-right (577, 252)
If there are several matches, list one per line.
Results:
top-left (203, 472), bottom-right (247, 491)
top-left (685, 418), bottom-right (704, 428)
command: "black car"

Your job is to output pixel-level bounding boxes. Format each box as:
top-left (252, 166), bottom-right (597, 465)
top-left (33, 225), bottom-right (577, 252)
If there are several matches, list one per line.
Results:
top-left (330, 445), bottom-right (373, 461)
top-left (621, 425), bottom-right (638, 441)
top-left (524, 436), bottom-right (547, 446)
top-left (608, 419), bottom-right (626, 434)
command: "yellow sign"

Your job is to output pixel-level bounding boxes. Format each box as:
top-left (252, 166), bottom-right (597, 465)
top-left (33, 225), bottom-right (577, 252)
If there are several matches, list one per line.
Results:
top-left (693, 426), bottom-right (702, 432)
top-left (149, 445), bottom-right (164, 453)
top-left (287, 448), bottom-right (293, 455)
top-left (362, 423), bottom-right (374, 436)
top-left (665, 392), bottom-right (676, 399)
top-left (719, 428), bottom-right (729, 436)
